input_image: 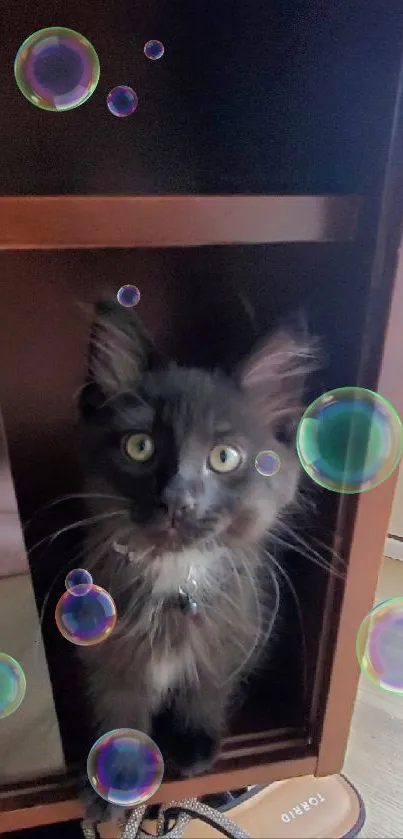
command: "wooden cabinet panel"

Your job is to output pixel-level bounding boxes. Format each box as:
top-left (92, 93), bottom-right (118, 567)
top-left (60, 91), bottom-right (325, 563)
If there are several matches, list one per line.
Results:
top-left (0, 0), bottom-right (401, 195)
top-left (0, 0), bottom-right (402, 832)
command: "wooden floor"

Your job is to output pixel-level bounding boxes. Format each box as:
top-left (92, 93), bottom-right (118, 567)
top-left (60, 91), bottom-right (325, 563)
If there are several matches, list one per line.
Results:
top-left (343, 556), bottom-right (403, 838)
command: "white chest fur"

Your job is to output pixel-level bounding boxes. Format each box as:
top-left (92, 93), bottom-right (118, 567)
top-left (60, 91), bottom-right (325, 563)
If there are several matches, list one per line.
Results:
top-left (148, 544), bottom-right (224, 703)
top-left (150, 544), bottom-right (223, 596)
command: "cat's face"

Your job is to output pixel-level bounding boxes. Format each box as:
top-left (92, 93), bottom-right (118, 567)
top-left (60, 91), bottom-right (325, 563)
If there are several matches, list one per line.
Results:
top-left (79, 302), bottom-right (311, 556)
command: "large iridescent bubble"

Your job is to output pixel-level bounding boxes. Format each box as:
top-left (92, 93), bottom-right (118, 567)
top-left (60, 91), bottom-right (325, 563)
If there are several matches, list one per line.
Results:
top-left (14, 27), bottom-right (100, 111)
top-left (356, 598), bottom-right (403, 693)
top-left (55, 584), bottom-right (117, 646)
top-left (296, 387), bottom-right (402, 493)
top-left (87, 728), bottom-right (164, 806)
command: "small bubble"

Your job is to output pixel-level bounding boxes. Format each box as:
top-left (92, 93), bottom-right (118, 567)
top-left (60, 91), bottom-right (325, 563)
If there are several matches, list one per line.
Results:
top-left (14, 27), bottom-right (100, 112)
top-left (255, 450), bottom-right (281, 477)
top-left (107, 85), bottom-right (138, 118)
top-left (65, 568), bottom-right (93, 596)
top-left (87, 728), bottom-right (164, 806)
top-left (0, 653), bottom-right (26, 719)
top-left (144, 40), bottom-right (165, 61)
top-left (117, 285), bottom-right (141, 308)
top-left (356, 598), bottom-right (403, 693)
top-left (55, 585), bottom-right (117, 646)
top-left (296, 387), bottom-right (403, 493)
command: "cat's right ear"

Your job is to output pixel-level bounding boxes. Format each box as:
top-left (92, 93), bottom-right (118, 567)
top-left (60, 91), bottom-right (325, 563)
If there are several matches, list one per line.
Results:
top-left (79, 300), bottom-right (161, 418)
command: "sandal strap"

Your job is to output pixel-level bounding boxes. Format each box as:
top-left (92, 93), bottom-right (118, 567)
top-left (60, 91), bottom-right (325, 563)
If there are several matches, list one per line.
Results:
top-left (120, 804), bottom-right (147, 838)
top-left (81, 804), bottom-right (146, 839)
top-left (155, 798), bottom-right (251, 839)
top-left (82, 795), bottom-right (251, 839)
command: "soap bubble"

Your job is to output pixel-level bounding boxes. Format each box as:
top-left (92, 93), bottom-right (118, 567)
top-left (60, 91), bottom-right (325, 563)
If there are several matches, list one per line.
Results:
top-left (55, 585), bottom-right (117, 646)
top-left (87, 728), bottom-right (164, 806)
top-left (0, 653), bottom-right (26, 719)
top-left (144, 40), bottom-right (165, 61)
top-left (65, 568), bottom-right (93, 596)
top-left (107, 86), bottom-right (138, 118)
top-left (14, 27), bottom-right (100, 111)
top-left (296, 387), bottom-right (403, 493)
top-left (254, 450), bottom-right (281, 477)
top-left (356, 598), bottom-right (403, 693)
top-left (117, 285), bottom-right (141, 308)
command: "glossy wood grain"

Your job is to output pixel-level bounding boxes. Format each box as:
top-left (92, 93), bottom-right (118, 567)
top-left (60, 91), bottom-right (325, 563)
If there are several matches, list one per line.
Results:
top-left (0, 195), bottom-right (358, 249)
top-left (0, 756), bottom-right (316, 832)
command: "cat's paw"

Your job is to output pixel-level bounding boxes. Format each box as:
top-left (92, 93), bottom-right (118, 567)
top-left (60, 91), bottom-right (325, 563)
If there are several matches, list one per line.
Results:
top-left (175, 727), bottom-right (220, 777)
top-left (81, 776), bottom-right (125, 824)
top-left (153, 716), bottom-right (219, 777)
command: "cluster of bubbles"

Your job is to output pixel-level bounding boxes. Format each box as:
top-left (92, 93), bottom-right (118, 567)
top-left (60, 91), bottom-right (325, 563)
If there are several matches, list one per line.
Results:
top-left (0, 653), bottom-right (26, 720)
top-left (55, 569), bottom-right (117, 646)
top-left (254, 386), bottom-right (403, 694)
top-left (14, 28), bottom-right (165, 118)
top-left (87, 728), bottom-right (164, 806)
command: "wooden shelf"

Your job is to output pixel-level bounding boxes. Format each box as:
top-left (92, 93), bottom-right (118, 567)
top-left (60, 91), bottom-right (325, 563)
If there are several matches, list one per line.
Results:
top-left (0, 195), bottom-right (358, 250)
top-left (0, 755), bottom-right (316, 833)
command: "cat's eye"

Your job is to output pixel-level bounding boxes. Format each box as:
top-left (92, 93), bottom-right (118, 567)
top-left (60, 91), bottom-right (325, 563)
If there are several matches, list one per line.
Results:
top-left (208, 445), bottom-right (242, 474)
top-left (124, 433), bottom-right (155, 462)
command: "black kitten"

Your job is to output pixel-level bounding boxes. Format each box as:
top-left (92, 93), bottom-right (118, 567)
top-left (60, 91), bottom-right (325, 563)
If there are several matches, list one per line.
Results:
top-left (76, 301), bottom-right (311, 820)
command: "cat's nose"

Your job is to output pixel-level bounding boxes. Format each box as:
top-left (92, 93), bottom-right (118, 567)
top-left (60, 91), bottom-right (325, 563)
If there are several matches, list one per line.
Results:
top-left (161, 474), bottom-right (201, 531)
top-left (160, 484), bottom-right (196, 528)
top-left (169, 493), bottom-right (196, 525)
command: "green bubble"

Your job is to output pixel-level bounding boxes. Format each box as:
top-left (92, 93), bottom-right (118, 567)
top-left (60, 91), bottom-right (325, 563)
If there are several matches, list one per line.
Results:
top-left (0, 653), bottom-right (26, 719)
top-left (296, 387), bottom-right (402, 493)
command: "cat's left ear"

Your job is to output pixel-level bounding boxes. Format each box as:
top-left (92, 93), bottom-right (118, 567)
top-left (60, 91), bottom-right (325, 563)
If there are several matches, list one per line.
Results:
top-left (79, 300), bottom-right (162, 417)
top-left (238, 329), bottom-right (317, 442)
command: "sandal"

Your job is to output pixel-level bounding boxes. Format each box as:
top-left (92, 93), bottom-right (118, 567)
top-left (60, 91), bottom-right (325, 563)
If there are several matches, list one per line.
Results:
top-left (82, 774), bottom-right (365, 839)
top-left (82, 797), bottom-right (250, 839)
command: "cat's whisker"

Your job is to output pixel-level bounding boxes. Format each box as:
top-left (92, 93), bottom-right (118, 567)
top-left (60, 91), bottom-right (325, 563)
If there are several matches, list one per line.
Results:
top-left (27, 511), bottom-right (127, 558)
top-left (219, 551), bottom-right (268, 686)
top-left (105, 527), bottom-right (134, 594)
top-left (23, 493), bottom-right (129, 532)
top-left (258, 557), bottom-right (281, 648)
top-left (261, 546), bottom-right (308, 701)
top-left (72, 380), bottom-right (88, 404)
top-left (111, 545), bottom-right (155, 603)
top-left (277, 515), bottom-right (348, 570)
top-left (268, 526), bottom-right (345, 580)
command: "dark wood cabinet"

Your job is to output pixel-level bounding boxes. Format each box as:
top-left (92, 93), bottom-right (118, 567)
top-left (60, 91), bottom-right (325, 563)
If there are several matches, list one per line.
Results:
top-left (1, 0), bottom-right (403, 832)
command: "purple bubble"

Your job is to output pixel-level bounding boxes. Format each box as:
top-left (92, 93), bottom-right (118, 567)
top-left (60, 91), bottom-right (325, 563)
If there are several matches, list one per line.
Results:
top-left (117, 284), bottom-right (141, 308)
top-left (14, 27), bottom-right (100, 111)
top-left (87, 728), bottom-right (164, 805)
top-left (65, 568), bottom-right (93, 596)
top-left (107, 86), bottom-right (138, 118)
top-left (55, 585), bottom-right (117, 646)
top-left (255, 450), bottom-right (281, 477)
top-left (144, 40), bottom-right (165, 61)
